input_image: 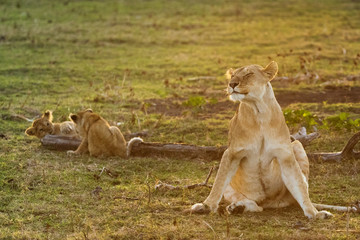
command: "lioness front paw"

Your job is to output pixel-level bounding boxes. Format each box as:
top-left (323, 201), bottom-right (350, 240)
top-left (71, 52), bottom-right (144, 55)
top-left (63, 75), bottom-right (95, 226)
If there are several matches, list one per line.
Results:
top-left (189, 203), bottom-right (210, 214)
top-left (316, 210), bottom-right (333, 219)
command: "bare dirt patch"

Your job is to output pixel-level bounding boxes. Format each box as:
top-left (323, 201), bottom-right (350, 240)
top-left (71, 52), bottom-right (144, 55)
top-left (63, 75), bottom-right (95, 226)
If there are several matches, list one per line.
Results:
top-left (145, 86), bottom-right (360, 117)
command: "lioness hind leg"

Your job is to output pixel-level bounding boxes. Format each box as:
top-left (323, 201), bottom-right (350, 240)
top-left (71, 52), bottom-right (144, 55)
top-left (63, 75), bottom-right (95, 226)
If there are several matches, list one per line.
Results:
top-left (223, 185), bottom-right (263, 214)
top-left (292, 140), bottom-right (309, 180)
top-left (280, 141), bottom-right (333, 219)
top-left (261, 140), bottom-right (310, 208)
top-left (293, 140), bottom-right (333, 219)
top-left (226, 199), bottom-right (263, 215)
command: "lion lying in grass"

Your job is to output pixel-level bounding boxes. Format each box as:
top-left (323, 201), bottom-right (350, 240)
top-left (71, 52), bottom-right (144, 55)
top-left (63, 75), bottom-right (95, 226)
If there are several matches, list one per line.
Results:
top-left (25, 110), bottom-right (79, 139)
top-left (67, 109), bottom-right (142, 158)
top-left (190, 61), bottom-right (333, 219)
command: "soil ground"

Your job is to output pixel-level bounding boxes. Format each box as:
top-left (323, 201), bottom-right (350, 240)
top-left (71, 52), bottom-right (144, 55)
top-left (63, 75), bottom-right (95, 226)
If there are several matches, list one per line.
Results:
top-left (146, 86), bottom-right (360, 117)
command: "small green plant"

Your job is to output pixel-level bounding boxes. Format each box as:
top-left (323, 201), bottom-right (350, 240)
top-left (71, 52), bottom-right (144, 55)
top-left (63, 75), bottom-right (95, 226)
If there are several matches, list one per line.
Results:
top-left (322, 112), bottom-right (360, 131)
top-left (182, 96), bottom-right (206, 109)
top-left (283, 109), bottom-right (318, 129)
top-left (284, 109), bottom-right (360, 131)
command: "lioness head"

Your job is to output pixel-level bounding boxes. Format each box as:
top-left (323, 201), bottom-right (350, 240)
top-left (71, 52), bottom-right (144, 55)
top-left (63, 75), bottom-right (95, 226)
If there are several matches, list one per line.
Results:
top-left (226, 61), bottom-right (278, 102)
top-left (69, 109), bottom-right (95, 136)
top-left (25, 110), bottom-right (55, 139)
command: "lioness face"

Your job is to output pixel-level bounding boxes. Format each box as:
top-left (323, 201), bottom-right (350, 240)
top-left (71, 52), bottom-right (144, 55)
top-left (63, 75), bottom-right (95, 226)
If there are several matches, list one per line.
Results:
top-left (25, 111), bottom-right (54, 139)
top-left (226, 61), bottom-right (278, 102)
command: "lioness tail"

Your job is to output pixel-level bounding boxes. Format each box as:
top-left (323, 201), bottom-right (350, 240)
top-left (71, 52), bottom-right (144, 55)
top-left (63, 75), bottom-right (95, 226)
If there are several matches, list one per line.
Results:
top-left (127, 137), bottom-right (143, 157)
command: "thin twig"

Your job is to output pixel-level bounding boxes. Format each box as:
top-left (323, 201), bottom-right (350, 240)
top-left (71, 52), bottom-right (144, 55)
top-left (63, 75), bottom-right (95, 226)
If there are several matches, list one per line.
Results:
top-left (122, 71), bottom-right (127, 88)
top-left (204, 166), bottom-right (215, 185)
top-left (113, 196), bottom-right (140, 201)
top-left (155, 166), bottom-right (215, 191)
top-left (20, 92), bottom-right (31, 109)
top-left (146, 173), bottom-right (151, 205)
top-left (202, 220), bottom-right (218, 240)
top-left (99, 167), bottom-right (106, 177)
top-left (346, 208), bottom-right (350, 238)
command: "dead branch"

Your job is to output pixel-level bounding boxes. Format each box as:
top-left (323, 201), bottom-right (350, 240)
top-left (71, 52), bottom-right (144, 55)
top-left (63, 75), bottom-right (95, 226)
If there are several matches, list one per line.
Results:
top-left (313, 201), bottom-right (360, 213)
top-left (290, 127), bottom-right (320, 146)
top-left (155, 166), bottom-right (215, 191)
top-left (113, 196), bottom-right (140, 201)
top-left (307, 131), bottom-right (360, 162)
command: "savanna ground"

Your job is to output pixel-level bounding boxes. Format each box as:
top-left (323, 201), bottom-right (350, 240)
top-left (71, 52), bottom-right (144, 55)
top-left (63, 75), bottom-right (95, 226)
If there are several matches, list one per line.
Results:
top-left (1, 0), bottom-right (360, 239)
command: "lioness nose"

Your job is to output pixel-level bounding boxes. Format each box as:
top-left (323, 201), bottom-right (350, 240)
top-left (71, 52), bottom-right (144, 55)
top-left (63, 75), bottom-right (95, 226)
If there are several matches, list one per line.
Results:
top-left (229, 82), bottom-right (238, 89)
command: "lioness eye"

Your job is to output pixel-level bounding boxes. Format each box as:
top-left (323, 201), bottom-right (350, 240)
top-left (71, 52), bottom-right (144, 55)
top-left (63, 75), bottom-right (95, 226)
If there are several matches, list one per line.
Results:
top-left (244, 73), bottom-right (254, 78)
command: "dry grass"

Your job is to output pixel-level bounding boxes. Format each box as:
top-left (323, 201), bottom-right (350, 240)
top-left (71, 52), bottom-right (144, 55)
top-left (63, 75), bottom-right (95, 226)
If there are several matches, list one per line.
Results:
top-left (0, 0), bottom-right (360, 239)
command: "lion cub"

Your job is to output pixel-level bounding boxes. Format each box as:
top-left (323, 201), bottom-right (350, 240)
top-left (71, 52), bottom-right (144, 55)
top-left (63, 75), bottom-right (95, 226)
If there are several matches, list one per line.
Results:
top-left (25, 110), bottom-right (78, 139)
top-left (67, 109), bottom-right (141, 158)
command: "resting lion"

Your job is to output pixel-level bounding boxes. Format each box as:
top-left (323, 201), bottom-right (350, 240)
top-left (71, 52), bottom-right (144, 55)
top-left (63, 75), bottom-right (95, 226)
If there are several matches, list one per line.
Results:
top-left (190, 61), bottom-right (334, 219)
top-left (67, 109), bottom-right (142, 158)
top-left (25, 110), bottom-right (78, 139)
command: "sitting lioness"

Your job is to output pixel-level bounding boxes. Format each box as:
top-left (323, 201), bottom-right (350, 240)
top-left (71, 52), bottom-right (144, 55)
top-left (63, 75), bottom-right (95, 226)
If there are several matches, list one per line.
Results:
top-left (191, 61), bottom-right (333, 219)
top-left (25, 110), bottom-right (78, 139)
top-left (67, 109), bottom-right (142, 158)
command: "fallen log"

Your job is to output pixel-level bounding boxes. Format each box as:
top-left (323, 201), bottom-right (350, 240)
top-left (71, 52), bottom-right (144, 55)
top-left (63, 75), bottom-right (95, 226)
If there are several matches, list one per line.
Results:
top-left (40, 130), bottom-right (360, 162)
top-left (129, 142), bottom-right (226, 160)
top-left (40, 131), bottom-right (148, 151)
top-left (41, 135), bottom-right (81, 151)
top-left (41, 135), bottom-right (227, 161)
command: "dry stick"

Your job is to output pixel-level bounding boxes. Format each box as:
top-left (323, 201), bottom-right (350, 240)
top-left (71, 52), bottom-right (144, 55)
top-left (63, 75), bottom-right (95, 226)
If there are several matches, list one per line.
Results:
top-left (346, 210), bottom-right (350, 237)
top-left (290, 127), bottom-right (320, 146)
top-left (202, 220), bottom-right (218, 240)
top-left (20, 92), bottom-right (31, 109)
top-left (121, 71), bottom-right (127, 88)
top-left (155, 166), bottom-right (215, 191)
top-left (99, 167), bottom-right (106, 177)
top-left (307, 131), bottom-right (360, 162)
top-left (83, 231), bottom-right (89, 240)
top-left (146, 173), bottom-right (151, 205)
top-left (113, 196), bottom-right (140, 201)
top-left (313, 202), bottom-right (360, 213)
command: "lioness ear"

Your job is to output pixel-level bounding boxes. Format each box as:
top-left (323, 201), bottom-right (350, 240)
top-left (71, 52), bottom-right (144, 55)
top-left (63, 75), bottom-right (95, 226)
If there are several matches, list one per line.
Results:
top-left (43, 110), bottom-right (53, 122)
top-left (225, 68), bottom-right (234, 80)
top-left (70, 114), bottom-right (78, 123)
top-left (25, 127), bottom-right (35, 136)
top-left (86, 109), bottom-right (93, 113)
top-left (263, 61), bottom-right (278, 81)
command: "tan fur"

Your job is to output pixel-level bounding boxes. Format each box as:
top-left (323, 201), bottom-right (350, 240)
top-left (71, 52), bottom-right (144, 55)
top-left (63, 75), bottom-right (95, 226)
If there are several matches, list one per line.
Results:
top-left (191, 61), bottom-right (332, 219)
top-left (67, 109), bottom-right (141, 158)
top-left (25, 110), bottom-right (78, 139)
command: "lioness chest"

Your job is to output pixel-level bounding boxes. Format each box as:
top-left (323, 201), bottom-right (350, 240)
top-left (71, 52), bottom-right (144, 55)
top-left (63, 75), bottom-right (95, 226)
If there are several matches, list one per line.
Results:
top-left (230, 117), bottom-right (289, 202)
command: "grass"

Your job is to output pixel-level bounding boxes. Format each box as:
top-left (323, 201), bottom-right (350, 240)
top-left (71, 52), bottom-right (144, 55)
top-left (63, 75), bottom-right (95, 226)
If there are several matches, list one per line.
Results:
top-left (1, 0), bottom-right (360, 239)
